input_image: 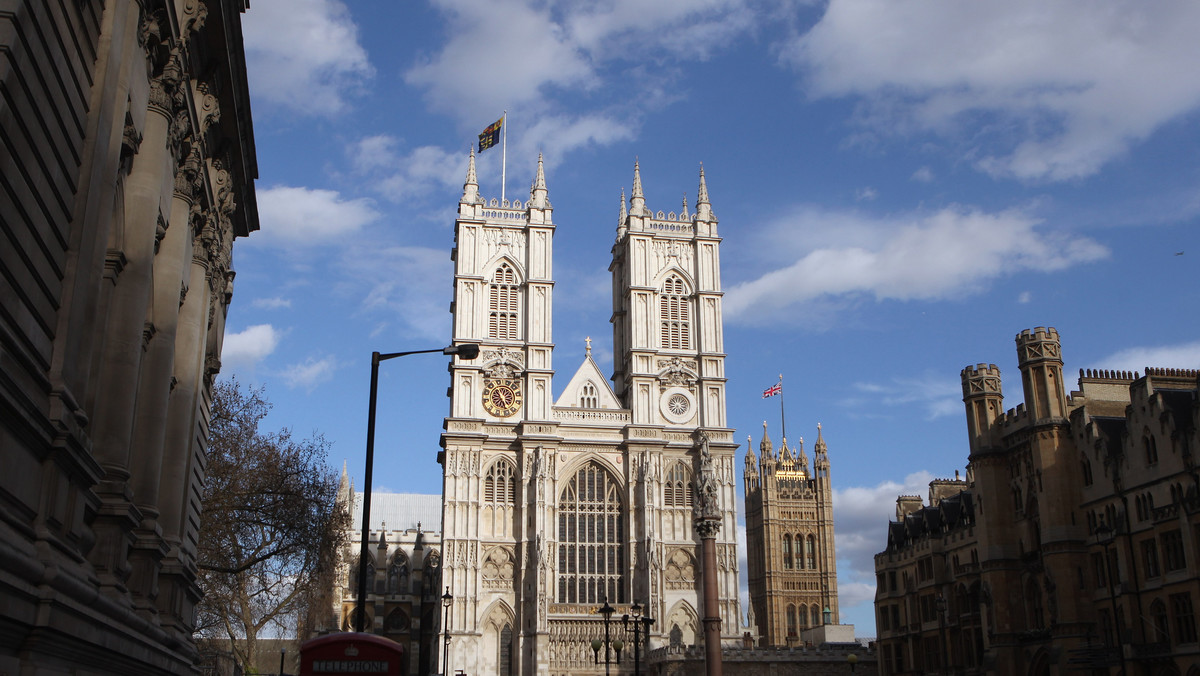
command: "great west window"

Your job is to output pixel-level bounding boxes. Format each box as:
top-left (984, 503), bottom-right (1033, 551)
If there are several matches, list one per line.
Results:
top-left (558, 461), bottom-right (626, 604)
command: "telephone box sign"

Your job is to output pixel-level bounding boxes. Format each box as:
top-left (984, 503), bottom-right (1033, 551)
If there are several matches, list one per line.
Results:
top-left (300, 633), bottom-right (404, 676)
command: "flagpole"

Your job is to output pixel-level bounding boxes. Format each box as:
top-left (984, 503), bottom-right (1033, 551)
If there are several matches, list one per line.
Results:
top-left (778, 374), bottom-right (786, 441)
top-left (500, 110), bottom-right (507, 203)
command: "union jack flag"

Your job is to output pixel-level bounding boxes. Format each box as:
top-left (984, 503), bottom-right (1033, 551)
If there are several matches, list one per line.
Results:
top-left (762, 383), bottom-right (781, 398)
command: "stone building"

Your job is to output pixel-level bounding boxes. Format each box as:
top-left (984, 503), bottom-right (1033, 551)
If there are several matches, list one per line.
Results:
top-left (744, 422), bottom-right (841, 646)
top-left (334, 478), bottom-right (445, 676)
top-left (874, 327), bottom-right (1200, 675)
top-left (0, 0), bottom-right (257, 673)
top-left (439, 156), bottom-right (742, 675)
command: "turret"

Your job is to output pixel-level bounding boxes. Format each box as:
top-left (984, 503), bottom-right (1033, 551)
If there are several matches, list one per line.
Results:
top-left (813, 423), bottom-right (828, 480)
top-left (744, 434), bottom-right (759, 490)
top-left (617, 188), bottom-right (627, 239)
top-left (961, 363), bottom-right (1004, 457)
top-left (1015, 327), bottom-right (1068, 422)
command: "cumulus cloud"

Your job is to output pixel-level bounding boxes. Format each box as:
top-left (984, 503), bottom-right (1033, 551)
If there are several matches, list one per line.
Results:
top-left (1093, 340), bottom-right (1200, 373)
top-left (253, 186), bottom-right (380, 244)
top-left (222, 324), bottom-right (281, 370)
top-left (834, 471), bottom-right (942, 623)
top-left (782, 1), bottom-right (1200, 180)
top-left (243, 0), bottom-right (373, 115)
top-left (282, 355), bottom-right (339, 391)
top-left (725, 205), bottom-right (1108, 322)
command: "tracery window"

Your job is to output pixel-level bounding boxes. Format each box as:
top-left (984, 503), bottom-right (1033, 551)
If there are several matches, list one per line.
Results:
top-left (580, 382), bottom-right (599, 408)
top-left (557, 461), bottom-right (625, 604)
top-left (484, 459), bottom-right (517, 504)
top-left (783, 534), bottom-right (793, 570)
top-left (489, 263), bottom-right (520, 340)
top-left (806, 535), bottom-right (816, 570)
top-left (786, 604), bottom-right (797, 636)
top-left (659, 274), bottom-right (691, 350)
top-left (499, 624), bottom-right (513, 676)
top-left (811, 605), bottom-right (821, 627)
top-left (664, 461), bottom-right (694, 508)
top-left (798, 604), bottom-right (808, 628)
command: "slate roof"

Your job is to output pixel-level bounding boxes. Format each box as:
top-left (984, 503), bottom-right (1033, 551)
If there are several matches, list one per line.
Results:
top-left (351, 492), bottom-right (442, 533)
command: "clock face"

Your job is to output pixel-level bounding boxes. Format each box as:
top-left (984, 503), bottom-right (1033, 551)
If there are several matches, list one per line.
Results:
top-left (483, 378), bottom-right (523, 417)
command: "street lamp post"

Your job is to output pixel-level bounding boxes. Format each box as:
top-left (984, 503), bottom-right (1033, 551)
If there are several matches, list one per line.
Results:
top-left (591, 598), bottom-right (624, 676)
top-left (442, 588), bottom-right (454, 676)
top-left (354, 344), bottom-right (479, 634)
top-left (622, 600), bottom-right (655, 676)
top-left (1095, 523), bottom-right (1127, 676)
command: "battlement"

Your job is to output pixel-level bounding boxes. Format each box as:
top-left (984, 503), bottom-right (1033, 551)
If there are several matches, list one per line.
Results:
top-left (1015, 326), bottom-right (1062, 366)
top-left (961, 363), bottom-right (1002, 398)
top-left (1146, 367), bottom-right (1199, 379)
top-left (1079, 368), bottom-right (1138, 382)
top-left (1016, 326), bottom-right (1060, 344)
top-left (1004, 403), bottom-right (1028, 425)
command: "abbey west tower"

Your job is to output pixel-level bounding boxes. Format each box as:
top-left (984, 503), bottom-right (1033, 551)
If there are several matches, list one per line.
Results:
top-left (440, 155), bottom-right (740, 675)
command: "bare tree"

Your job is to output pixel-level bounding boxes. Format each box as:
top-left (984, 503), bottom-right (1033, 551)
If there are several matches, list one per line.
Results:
top-left (196, 377), bottom-right (349, 669)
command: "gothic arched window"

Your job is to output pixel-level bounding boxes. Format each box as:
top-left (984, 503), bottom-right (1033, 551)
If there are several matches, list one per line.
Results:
top-left (806, 535), bottom-right (816, 570)
top-left (1144, 431), bottom-right (1158, 465)
top-left (786, 604), bottom-right (797, 636)
top-left (387, 553), bottom-right (409, 594)
top-left (798, 604), bottom-right (808, 628)
top-left (499, 624), bottom-right (513, 676)
top-left (557, 461), bottom-right (625, 605)
top-left (580, 382), bottom-right (599, 408)
top-left (489, 263), bottom-right (520, 340)
top-left (659, 274), bottom-right (691, 350)
top-left (783, 534), bottom-right (793, 570)
top-left (664, 461), bottom-right (693, 508)
top-left (484, 459), bottom-right (517, 505)
top-left (811, 605), bottom-right (821, 627)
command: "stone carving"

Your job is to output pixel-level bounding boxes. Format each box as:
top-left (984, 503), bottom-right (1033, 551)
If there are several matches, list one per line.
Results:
top-left (664, 549), bottom-right (696, 589)
top-left (693, 431), bottom-right (721, 523)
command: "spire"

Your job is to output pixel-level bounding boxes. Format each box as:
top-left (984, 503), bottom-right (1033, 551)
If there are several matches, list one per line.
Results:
top-left (681, 193), bottom-right (689, 220)
top-left (337, 460), bottom-right (350, 505)
top-left (461, 148), bottom-right (480, 204)
top-left (745, 434), bottom-right (757, 465)
top-left (759, 421), bottom-right (773, 458)
top-left (814, 422), bottom-right (827, 453)
top-left (630, 159), bottom-right (645, 216)
top-left (797, 436), bottom-right (809, 469)
top-left (529, 152), bottom-right (549, 208)
top-left (695, 162), bottom-right (714, 221)
top-left (619, 187), bottom-right (627, 223)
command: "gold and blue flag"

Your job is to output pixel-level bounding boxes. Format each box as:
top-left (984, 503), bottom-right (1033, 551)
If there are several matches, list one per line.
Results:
top-left (478, 117), bottom-right (503, 152)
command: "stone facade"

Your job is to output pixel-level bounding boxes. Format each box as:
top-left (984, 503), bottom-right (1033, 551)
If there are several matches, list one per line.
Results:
top-left (874, 327), bottom-right (1200, 675)
top-left (651, 644), bottom-right (876, 676)
top-left (335, 482), bottom-right (445, 676)
top-left (744, 423), bottom-right (841, 647)
top-left (439, 156), bottom-right (741, 675)
top-left (0, 0), bottom-right (257, 672)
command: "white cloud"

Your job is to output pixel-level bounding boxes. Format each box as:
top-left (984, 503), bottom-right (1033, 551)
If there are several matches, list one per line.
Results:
top-left (845, 375), bottom-right (962, 421)
top-left (406, 0), bottom-right (754, 123)
top-left (783, 1), bottom-right (1200, 180)
top-left (725, 205), bottom-right (1108, 322)
top-left (252, 297), bottom-right (292, 310)
top-left (337, 245), bottom-right (453, 342)
top-left (222, 324), bottom-right (281, 370)
top-left (855, 187), bottom-right (878, 202)
top-left (348, 138), bottom-right (468, 204)
top-left (282, 355), bottom-right (338, 391)
top-left (911, 166), bottom-right (934, 183)
top-left (242, 0), bottom-right (373, 115)
top-left (1094, 340), bottom-right (1200, 373)
top-left (1017, 291), bottom-right (1032, 304)
top-left (834, 471), bottom-right (941, 622)
top-left (253, 186), bottom-right (380, 244)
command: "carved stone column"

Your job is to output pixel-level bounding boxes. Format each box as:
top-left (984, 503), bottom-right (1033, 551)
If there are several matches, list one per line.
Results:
top-left (693, 432), bottom-right (723, 676)
top-left (86, 52), bottom-right (177, 598)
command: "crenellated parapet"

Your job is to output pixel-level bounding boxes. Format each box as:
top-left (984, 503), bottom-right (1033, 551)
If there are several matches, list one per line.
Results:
top-left (961, 363), bottom-right (1004, 456)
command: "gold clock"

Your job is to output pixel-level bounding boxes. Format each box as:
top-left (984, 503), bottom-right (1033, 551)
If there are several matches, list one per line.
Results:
top-left (483, 378), bottom-right (523, 417)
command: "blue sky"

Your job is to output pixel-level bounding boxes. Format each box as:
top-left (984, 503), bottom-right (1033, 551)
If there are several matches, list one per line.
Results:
top-left (228, 0), bottom-right (1200, 635)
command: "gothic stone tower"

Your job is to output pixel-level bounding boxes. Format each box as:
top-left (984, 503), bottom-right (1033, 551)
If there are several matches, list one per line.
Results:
top-left (440, 157), bottom-right (740, 676)
top-left (743, 423), bottom-right (839, 647)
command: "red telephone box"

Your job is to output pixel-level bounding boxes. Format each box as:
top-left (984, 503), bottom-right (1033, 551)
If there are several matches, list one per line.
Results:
top-left (299, 633), bottom-right (405, 676)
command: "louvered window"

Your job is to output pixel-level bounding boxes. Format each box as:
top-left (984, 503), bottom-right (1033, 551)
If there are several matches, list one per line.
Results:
top-left (659, 275), bottom-right (691, 350)
top-left (557, 461), bottom-right (625, 605)
top-left (484, 460), bottom-right (516, 505)
top-left (489, 263), bottom-right (520, 340)
top-left (664, 462), bottom-right (693, 508)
